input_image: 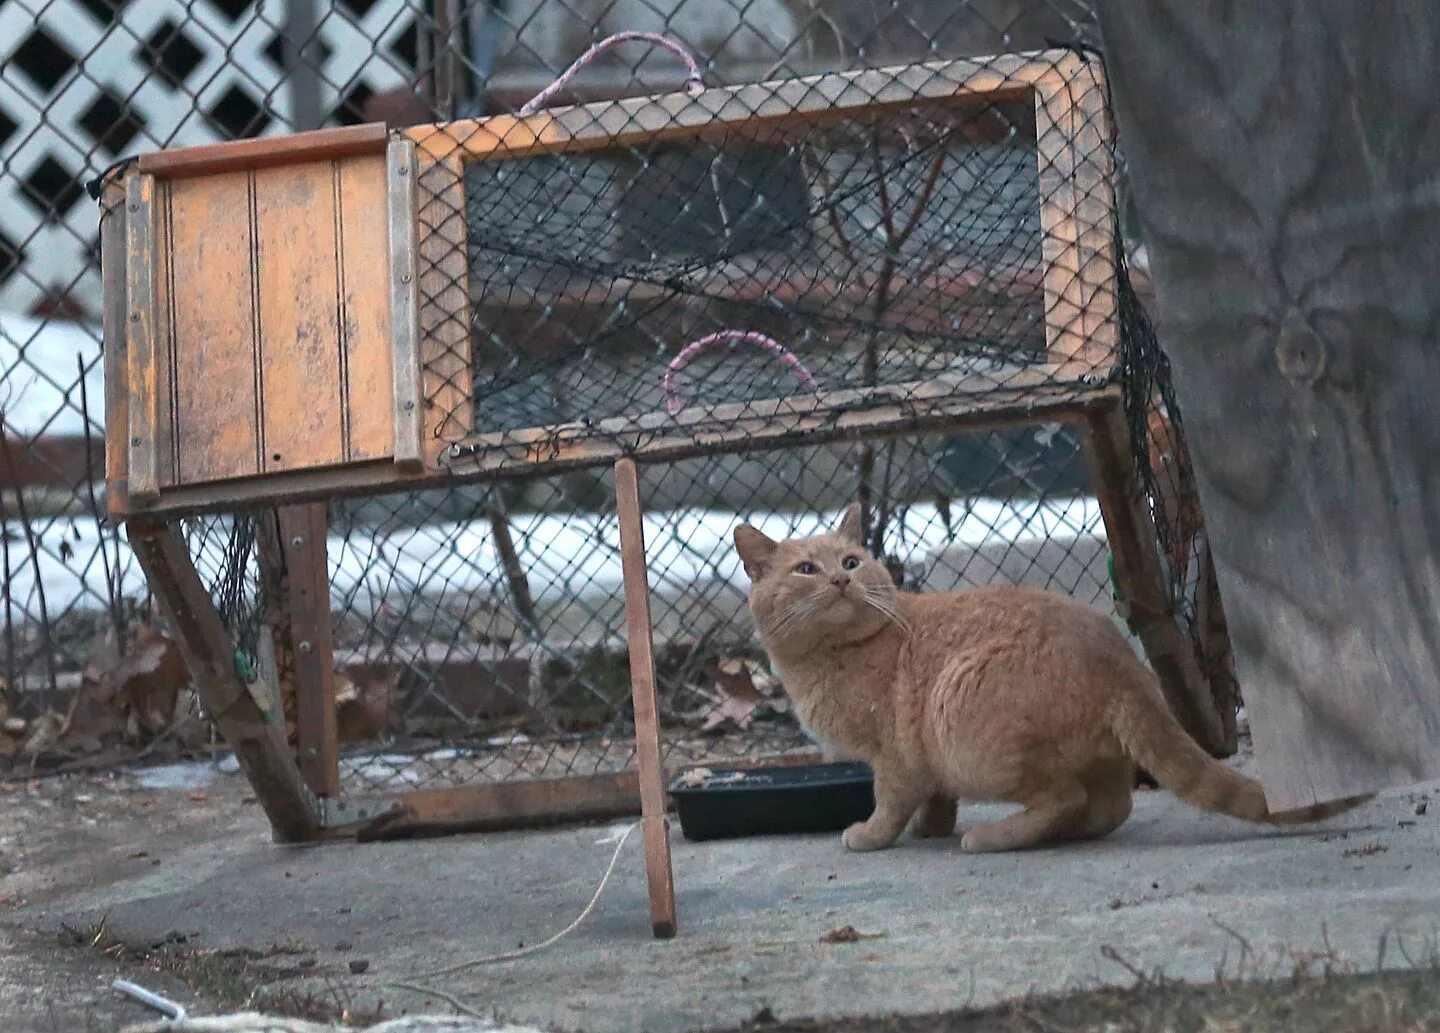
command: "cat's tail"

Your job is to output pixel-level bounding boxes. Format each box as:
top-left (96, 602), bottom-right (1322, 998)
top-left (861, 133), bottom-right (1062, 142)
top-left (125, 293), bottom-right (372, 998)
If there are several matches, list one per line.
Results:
top-left (1108, 675), bottom-right (1372, 825)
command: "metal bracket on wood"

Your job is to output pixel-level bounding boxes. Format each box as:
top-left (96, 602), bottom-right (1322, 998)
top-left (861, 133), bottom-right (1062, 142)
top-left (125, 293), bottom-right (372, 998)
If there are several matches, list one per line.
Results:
top-left (317, 797), bottom-right (399, 829)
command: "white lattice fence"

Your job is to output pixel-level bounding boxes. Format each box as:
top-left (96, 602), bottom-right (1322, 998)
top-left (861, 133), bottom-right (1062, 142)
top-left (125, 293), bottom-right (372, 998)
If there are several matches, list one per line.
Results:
top-left (0, 0), bottom-right (419, 319)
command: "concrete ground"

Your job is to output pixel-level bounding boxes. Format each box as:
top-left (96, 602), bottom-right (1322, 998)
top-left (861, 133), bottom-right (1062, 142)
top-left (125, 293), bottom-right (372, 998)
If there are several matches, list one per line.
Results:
top-left (1, 750), bottom-right (1437, 1033)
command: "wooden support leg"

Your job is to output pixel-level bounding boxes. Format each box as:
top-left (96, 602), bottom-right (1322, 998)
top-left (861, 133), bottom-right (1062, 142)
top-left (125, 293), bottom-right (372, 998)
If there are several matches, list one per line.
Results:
top-left (614, 458), bottom-right (678, 940)
top-left (277, 504), bottom-right (340, 797)
top-left (1081, 403), bottom-right (1234, 756)
top-left (130, 521), bottom-right (321, 842)
top-left (1194, 542), bottom-right (1240, 741)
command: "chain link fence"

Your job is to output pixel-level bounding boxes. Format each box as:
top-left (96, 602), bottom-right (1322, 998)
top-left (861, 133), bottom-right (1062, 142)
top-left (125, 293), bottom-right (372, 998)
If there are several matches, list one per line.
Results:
top-left (331, 434), bottom-right (1117, 793)
top-left (1, 0), bottom-right (430, 769)
top-left (1, 0), bottom-right (1232, 790)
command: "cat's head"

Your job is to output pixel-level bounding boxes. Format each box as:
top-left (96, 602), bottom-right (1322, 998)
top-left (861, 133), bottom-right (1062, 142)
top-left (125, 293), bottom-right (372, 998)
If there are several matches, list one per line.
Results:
top-left (734, 503), bottom-right (901, 647)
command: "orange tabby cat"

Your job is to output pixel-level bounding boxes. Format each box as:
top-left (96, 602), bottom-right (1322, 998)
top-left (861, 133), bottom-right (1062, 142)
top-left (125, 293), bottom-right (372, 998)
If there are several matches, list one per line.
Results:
top-left (734, 504), bottom-right (1370, 853)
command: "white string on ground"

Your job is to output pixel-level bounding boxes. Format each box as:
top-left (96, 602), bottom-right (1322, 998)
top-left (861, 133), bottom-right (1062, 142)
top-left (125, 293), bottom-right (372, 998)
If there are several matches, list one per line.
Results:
top-left (112, 979), bottom-right (188, 1022)
top-left (385, 821), bottom-right (640, 1008)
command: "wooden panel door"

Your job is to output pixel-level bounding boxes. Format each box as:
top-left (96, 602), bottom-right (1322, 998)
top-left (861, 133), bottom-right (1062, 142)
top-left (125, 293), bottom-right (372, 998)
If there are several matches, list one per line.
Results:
top-left (108, 124), bottom-right (422, 515)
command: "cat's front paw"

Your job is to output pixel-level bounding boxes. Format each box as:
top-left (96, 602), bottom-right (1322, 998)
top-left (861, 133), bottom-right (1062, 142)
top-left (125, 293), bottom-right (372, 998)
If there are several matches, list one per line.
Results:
top-left (842, 821), bottom-right (897, 852)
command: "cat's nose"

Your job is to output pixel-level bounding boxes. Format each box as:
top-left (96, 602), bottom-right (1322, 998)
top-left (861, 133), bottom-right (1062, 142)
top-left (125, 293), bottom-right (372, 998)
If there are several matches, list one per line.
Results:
top-left (832, 574), bottom-right (851, 593)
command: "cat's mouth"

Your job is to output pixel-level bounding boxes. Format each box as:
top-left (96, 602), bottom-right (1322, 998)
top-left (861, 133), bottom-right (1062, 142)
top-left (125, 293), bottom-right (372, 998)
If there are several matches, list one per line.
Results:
top-left (822, 590), bottom-right (861, 613)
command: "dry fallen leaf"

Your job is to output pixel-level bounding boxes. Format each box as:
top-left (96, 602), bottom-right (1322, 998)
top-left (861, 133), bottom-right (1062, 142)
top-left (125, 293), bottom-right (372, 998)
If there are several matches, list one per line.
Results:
top-left (701, 658), bottom-right (767, 732)
top-left (22, 712), bottom-right (64, 756)
top-left (0, 714), bottom-right (22, 754)
top-left (334, 670), bottom-right (360, 707)
top-left (819, 925), bottom-right (885, 944)
top-left (57, 625), bottom-right (189, 754)
top-left (334, 667), bottom-right (400, 744)
top-left (114, 625), bottom-right (189, 734)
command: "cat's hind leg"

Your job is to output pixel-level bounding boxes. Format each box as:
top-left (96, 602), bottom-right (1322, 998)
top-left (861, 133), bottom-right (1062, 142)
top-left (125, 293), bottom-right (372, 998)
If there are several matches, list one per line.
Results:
top-left (843, 768), bottom-right (928, 852)
top-left (909, 793), bottom-right (958, 839)
top-left (1071, 759), bottom-right (1134, 840)
top-left (959, 777), bottom-right (1088, 853)
top-left (1071, 786), bottom-right (1132, 840)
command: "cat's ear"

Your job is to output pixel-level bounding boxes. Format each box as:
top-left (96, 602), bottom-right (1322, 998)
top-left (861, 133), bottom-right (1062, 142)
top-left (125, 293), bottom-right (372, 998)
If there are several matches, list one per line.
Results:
top-left (734, 525), bottom-right (778, 579)
top-left (837, 503), bottom-right (863, 543)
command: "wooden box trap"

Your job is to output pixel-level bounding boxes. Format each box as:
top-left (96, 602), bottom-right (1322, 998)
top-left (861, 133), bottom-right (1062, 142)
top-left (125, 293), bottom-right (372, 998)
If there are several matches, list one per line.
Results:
top-left (99, 48), bottom-right (1234, 939)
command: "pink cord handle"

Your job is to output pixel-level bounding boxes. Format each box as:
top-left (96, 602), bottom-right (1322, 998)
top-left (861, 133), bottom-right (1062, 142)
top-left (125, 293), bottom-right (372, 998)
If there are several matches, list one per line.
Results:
top-left (662, 331), bottom-right (819, 416)
top-left (518, 31), bottom-right (706, 116)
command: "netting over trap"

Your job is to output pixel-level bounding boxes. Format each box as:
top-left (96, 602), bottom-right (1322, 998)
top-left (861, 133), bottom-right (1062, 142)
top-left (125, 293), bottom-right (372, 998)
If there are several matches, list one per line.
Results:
top-left (409, 52), bottom-right (1118, 472)
top-left (180, 421), bottom-right (1136, 797)
top-left (463, 104), bottom-right (1043, 429)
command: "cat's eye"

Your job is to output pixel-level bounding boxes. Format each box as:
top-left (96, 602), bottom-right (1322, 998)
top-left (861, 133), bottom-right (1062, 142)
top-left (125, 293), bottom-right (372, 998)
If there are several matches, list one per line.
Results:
top-left (841, 555), bottom-right (861, 571)
top-left (794, 561), bottom-right (817, 575)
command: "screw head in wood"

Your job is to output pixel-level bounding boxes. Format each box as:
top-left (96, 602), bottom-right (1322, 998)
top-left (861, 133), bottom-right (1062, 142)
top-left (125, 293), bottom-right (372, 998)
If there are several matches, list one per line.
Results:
top-left (298, 641), bottom-right (313, 653)
top-left (291, 536), bottom-right (304, 548)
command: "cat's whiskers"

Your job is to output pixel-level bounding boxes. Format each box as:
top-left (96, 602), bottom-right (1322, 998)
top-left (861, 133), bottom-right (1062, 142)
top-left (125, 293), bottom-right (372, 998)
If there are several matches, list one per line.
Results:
top-left (768, 596), bottom-right (819, 638)
top-left (860, 586), bottom-right (912, 636)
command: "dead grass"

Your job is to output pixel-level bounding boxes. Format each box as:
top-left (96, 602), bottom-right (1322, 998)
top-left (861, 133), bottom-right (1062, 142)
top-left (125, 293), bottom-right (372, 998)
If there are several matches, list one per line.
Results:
top-left (718, 933), bottom-right (1440, 1033)
top-left (57, 916), bottom-right (385, 1026)
top-left (721, 968), bottom-right (1440, 1033)
top-left (58, 908), bottom-right (1440, 1033)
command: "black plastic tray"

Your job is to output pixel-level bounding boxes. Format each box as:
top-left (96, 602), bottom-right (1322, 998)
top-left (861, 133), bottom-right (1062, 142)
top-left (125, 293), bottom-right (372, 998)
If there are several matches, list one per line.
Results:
top-left (667, 762), bottom-right (875, 841)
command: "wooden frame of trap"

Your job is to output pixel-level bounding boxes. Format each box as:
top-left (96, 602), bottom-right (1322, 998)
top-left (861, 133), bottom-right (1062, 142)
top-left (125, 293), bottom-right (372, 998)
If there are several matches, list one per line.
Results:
top-left (100, 49), bottom-right (1233, 938)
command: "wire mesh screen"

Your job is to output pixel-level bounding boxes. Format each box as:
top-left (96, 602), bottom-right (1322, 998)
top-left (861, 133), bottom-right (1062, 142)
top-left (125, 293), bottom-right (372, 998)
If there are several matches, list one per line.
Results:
top-left (454, 101), bottom-right (1046, 445)
top-left (1121, 287), bottom-right (1239, 735)
top-left (306, 424), bottom-right (1114, 795)
top-left (2, 0), bottom-right (1234, 787)
top-left (168, 406), bottom-right (1208, 802)
top-left (412, 52), bottom-right (1115, 472)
